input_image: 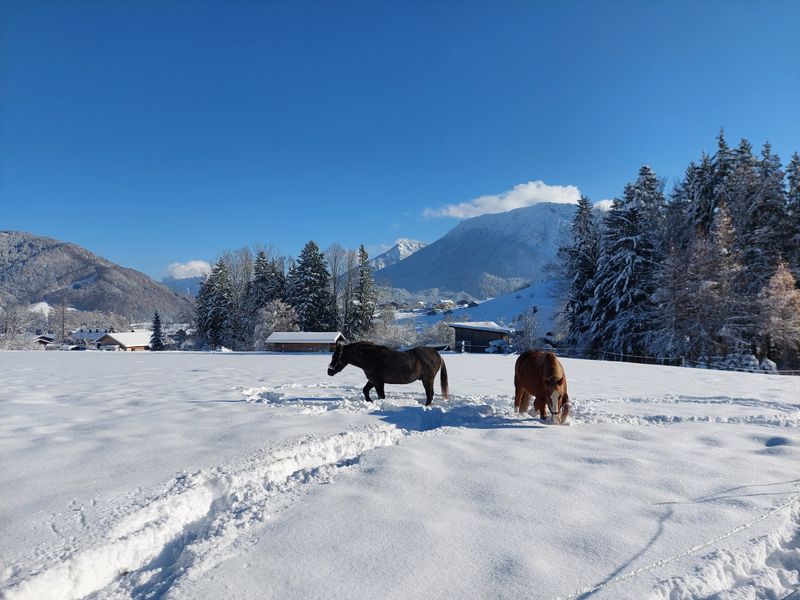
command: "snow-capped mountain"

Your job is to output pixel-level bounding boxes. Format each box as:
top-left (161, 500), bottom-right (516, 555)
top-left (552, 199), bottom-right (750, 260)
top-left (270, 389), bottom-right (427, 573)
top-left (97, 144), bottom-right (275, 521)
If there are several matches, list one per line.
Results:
top-left (0, 231), bottom-right (193, 320)
top-left (374, 203), bottom-right (576, 298)
top-left (162, 275), bottom-right (203, 297)
top-left (370, 239), bottom-right (427, 271)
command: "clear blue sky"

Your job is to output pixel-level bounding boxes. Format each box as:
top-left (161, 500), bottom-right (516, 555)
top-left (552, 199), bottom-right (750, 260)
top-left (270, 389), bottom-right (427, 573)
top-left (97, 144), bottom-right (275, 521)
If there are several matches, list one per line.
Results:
top-left (2, 0), bottom-right (798, 279)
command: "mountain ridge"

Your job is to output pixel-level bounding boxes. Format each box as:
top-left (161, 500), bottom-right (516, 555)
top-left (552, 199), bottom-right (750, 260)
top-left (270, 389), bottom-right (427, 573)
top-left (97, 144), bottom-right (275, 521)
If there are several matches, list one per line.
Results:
top-left (374, 203), bottom-right (576, 298)
top-left (0, 231), bottom-right (193, 320)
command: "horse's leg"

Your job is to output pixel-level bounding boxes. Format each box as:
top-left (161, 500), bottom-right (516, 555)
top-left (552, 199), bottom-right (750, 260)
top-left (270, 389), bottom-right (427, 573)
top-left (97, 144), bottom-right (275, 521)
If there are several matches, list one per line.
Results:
top-left (422, 376), bottom-right (434, 406)
top-left (362, 381), bottom-right (374, 402)
top-left (375, 381), bottom-right (386, 400)
top-left (534, 398), bottom-right (547, 420)
top-left (514, 375), bottom-right (523, 412)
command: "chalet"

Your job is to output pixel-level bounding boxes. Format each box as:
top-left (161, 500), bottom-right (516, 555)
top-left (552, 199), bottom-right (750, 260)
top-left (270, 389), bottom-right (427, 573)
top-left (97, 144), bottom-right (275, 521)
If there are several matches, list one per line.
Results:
top-left (33, 334), bottom-right (55, 349)
top-left (96, 331), bottom-right (152, 351)
top-left (265, 331), bottom-right (345, 352)
top-left (448, 321), bottom-right (513, 354)
top-left (67, 328), bottom-right (112, 349)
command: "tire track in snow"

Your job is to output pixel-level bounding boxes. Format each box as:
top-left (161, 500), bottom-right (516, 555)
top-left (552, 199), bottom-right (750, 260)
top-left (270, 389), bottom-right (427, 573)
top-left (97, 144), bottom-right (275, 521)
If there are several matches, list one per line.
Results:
top-left (1, 426), bottom-right (403, 600)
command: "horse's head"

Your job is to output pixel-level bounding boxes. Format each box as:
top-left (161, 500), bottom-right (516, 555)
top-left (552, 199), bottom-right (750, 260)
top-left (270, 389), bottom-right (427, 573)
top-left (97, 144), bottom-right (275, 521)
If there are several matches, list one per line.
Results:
top-left (544, 372), bottom-right (570, 424)
top-left (327, 342), bottom-right (347, 376)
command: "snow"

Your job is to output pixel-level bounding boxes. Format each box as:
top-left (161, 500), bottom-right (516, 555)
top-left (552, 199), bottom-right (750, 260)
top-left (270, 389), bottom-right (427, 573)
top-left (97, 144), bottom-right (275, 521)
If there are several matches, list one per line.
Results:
top-left (1, 352), bottom-right (799, 600)
top-left (448, 321), bottom-right (513, 333)
top-left (27, 302), bottom-right (52, 316)
top-left (399, 279), bottom-right (559, 337)
top-left (98, 331), bottom-right (153, 348)
top-left (265, 331), bottom-right (344, 344)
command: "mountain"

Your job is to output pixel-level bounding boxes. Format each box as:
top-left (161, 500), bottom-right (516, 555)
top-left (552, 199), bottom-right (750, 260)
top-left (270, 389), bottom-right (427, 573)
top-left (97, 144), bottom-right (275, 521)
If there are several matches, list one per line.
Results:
top-left (374, 203), bottom-right (576, 298)
top-left (370, 239), bottom-right (427, 271)
top-left (162, 276), bottom-right (203, 297)
top-left (0, 231), bottom-right (193, 320)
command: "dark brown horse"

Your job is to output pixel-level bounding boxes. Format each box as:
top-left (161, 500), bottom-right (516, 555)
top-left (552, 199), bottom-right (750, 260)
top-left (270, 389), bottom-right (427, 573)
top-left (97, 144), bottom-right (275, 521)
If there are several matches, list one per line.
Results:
top-left (327, 341), bottom-right (449, 406)
top-left (514, 350), bottom-right (570, 424)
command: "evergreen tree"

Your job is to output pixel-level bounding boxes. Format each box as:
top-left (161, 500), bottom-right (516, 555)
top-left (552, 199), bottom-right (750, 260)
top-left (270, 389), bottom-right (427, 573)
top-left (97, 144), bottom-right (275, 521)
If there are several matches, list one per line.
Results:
top-left (196, 259), bottom-right (234, 348)
top-left (560, 195), bottom-right (601, 352)
top-left (249, 251), bottom-right (286, 315)
top-left (352, 245), bottom-right (378, 337)
top-left (150, 311), bottom-right (165, 351)
top-left (784, 152), bottom-right (800, 278)
top-left (590, 166), bottom-right (665, 357)
top-left (286, 241), bottom-right (336, 331)
top-left (687, 153), bottom-right (717, 236)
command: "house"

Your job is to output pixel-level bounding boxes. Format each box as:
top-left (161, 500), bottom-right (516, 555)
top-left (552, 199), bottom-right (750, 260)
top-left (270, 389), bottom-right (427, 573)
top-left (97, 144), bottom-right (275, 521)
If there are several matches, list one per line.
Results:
top-left (67, 328), bottom-right (112, 349)
top-left (448, 321), bottom-right (513, 354)
top-left (32, 334), bottom-right (55, 349)
top-left (96, 331), bottom-right (153, 351)
top-left (265, 331), bottom-right (345, 352)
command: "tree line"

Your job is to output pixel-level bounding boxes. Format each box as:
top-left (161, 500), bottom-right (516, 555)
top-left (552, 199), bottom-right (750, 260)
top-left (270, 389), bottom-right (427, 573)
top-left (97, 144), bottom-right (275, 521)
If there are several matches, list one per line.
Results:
top-left (558, 132), bottom-right (800, 370)
top-left (195, 241), bottom-right (378, 350)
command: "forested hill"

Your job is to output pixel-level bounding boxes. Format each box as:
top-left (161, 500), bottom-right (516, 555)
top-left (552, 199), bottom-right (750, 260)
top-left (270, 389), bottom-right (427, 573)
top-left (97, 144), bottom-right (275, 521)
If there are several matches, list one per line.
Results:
top-left (0, 231), bottom-right (193, 320)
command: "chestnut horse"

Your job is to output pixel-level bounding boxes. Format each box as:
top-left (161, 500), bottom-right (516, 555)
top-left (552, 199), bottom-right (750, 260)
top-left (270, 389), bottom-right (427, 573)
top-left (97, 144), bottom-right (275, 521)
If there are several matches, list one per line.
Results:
top-left (327, 341), bottom-right (449, 406)
top-left (514, 350), bottom-right (570, 424)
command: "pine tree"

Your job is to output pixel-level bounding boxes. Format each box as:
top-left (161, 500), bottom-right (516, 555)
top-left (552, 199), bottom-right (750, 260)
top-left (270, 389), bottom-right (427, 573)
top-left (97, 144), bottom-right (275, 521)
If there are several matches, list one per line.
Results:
top-left (286, 241), bottom-right (336, 331)
top-left (150, 311), bottom-right (165, 351)
top-left (249, 251), bottom-right (286, 315)
top-left (352, 245), bottom-right (378, 337)
top-left (784, 152), bottom-right (800, 278)
top-left (590, 166), bottom-right (665, 357)
top-left (560, 195), bottom-right (601, 352)
top-left (196, 259), bottom-right (234, 348)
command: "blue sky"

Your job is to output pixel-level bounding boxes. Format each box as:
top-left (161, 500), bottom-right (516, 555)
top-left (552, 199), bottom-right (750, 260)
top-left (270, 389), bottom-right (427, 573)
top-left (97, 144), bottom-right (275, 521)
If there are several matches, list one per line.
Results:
top-left (2, 1), bottom-right (798, 279)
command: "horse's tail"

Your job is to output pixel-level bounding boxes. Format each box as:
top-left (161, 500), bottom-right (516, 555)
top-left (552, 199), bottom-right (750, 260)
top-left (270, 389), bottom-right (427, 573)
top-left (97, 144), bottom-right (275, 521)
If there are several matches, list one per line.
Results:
top-left (440, 356), bottom-right (449, 400)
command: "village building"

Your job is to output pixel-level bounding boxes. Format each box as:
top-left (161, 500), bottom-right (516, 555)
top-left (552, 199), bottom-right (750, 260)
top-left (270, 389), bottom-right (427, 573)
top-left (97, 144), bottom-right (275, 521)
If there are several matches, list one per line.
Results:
top-left (265, 331), bottom-right (345, 352)
top-left (448, 321), bottom-right (513, 353)
top-left (66, 328), bottom-right (112, 349)
top-left (96, 331), bottom-right (153, 351)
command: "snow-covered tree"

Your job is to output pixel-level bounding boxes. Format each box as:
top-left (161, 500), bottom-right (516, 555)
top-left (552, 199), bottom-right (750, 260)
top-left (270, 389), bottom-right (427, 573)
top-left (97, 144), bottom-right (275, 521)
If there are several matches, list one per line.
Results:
top-left (196, 259), bottom-right (234, 349)
top-left (252, 299), bottom-right (299, 351)
top-left (512, 305), bottom-right (540, 352)
top-left (249, 250), bottom-right (286, 317)
top-left (758, 261), bottom-right (800, 368)
top-left (286, 241), bottom-right (336, 331)
top-left (150, 311), bottom-right (165, 351)
top-left (784, 152), bottom-right (800, 278)
top-left (351, 245), bottom-right (377, 337)
top-left (589, 166), bottom-right (665, 357)
top-left (559, 195), bottom-right (601, 353)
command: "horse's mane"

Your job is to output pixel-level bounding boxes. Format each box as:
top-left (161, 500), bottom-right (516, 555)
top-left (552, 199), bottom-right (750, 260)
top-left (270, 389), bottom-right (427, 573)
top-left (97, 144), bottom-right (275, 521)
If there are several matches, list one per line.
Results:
top-left (533, 351), bottom-right (562, 380)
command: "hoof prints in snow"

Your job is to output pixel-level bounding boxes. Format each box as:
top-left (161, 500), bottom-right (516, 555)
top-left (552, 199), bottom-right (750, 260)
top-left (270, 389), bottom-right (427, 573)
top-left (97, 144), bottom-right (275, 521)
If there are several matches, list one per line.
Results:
top-left (240, 385), bottom-right (800, 429)
top-left (1, 426), bottom-right (403, 600)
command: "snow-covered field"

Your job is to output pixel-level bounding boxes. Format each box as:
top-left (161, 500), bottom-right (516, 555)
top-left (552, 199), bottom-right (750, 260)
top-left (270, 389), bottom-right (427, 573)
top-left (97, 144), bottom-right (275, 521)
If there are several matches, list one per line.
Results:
top-left (1, 351), bottom-right (799, 600)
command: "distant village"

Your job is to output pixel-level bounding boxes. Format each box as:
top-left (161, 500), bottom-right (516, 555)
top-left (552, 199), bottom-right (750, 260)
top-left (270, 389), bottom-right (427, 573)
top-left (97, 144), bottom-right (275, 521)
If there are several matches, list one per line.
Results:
top-left (25, 295), bottom-right (529, 355)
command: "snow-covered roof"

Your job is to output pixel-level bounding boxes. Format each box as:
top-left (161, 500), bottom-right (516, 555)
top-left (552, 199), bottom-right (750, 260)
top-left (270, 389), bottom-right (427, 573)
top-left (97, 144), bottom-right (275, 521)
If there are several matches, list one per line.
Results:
top-left (97, 331), bottom-right (153, 348)
top-left (447, 321), bottom-right (512, 334)
top-left (266, 332), bottom-right (345, 344)
top-left (69, 329), bottom-right (109, 342)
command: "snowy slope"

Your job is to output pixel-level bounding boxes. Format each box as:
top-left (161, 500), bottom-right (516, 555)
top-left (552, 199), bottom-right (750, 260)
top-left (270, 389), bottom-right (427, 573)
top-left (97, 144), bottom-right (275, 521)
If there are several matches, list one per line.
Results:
top-left (374, 203), bottom-right (576, 297)
top-left (370, 239), bottom-right (427, 271)
top-left (397, 279), bottom-right (559, 337)
top-left (1, 352), bottom-right (799, 600)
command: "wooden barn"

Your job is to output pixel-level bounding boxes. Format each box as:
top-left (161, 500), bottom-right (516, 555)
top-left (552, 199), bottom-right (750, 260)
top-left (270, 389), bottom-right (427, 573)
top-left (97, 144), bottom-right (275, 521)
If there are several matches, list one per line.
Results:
top-left (266, 331), bottom-right (345, 352)
top-left (96, 331), bottom-right (152, 351)
top-left (448, 321), bottom-right (512, 353)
